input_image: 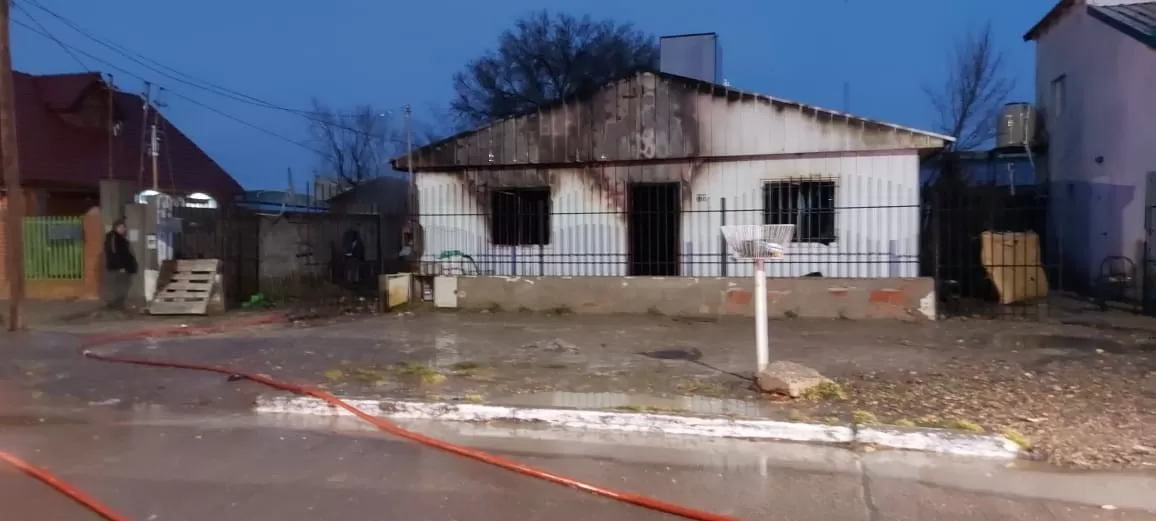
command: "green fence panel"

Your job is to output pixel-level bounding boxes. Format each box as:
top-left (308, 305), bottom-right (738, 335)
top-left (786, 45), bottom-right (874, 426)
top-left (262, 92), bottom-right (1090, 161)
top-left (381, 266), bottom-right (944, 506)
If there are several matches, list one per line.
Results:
top-left (23, 217), bottom-right (85, 280)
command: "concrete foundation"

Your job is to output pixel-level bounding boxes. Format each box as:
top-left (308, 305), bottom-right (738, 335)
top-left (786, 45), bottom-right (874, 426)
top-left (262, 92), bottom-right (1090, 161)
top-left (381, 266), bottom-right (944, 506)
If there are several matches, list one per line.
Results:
top-left (444, 276), bottom-right (937, 320)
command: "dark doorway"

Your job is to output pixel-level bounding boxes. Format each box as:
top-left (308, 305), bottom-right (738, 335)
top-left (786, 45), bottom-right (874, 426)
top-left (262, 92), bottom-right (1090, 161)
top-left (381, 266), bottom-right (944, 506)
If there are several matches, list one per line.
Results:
top-left (628, 183), bottom-right (681, 276)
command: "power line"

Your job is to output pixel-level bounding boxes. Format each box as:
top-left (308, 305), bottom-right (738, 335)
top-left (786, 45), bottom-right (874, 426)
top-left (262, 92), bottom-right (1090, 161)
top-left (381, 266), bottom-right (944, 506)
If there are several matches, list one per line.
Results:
top-left (19, 0), bottom-right (309, 115)
top-left (20, 0), bottom-right (405, 135)
top-left (10, 17), bottom-right (328, 157)
top-left (9, 0), bottom-right (87, 70)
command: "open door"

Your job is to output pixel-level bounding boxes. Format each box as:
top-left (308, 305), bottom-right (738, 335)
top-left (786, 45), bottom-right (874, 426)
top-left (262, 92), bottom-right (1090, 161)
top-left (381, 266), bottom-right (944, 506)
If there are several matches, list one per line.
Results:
top-left (627, 183), bottom-right (680, 276)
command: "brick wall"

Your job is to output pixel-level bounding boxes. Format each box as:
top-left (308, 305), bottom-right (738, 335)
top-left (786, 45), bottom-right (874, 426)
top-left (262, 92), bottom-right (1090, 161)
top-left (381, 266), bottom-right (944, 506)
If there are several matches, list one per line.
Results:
top-left (0, 207), bottom-right (103, 300)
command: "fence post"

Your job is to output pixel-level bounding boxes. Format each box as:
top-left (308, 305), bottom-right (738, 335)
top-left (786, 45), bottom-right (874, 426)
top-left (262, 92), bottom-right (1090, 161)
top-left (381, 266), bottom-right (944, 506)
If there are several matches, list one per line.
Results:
top-left (718, 197), bottom-right (728, 277)
top-left (82, 208), bottom-right (103, 300)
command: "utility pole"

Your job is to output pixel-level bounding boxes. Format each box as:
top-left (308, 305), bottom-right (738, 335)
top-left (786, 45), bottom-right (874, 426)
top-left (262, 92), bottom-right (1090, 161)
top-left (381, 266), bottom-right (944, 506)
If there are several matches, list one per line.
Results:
top-left (137, 82), bottom-right (151, 189)
top-left (106, 74), bottom-right (114, 179)
top-left (404, 104), bottom-right (414, 207)
top-left (1, 0), bottom-right (26, 331)
top-left (150, 108), bottom-right (160, 190)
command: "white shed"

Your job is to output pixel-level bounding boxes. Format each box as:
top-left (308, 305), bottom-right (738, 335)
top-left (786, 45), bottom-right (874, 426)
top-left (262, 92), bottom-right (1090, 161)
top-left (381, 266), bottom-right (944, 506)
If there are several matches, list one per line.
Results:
top-left (394, 71), bottom-right (950, 279)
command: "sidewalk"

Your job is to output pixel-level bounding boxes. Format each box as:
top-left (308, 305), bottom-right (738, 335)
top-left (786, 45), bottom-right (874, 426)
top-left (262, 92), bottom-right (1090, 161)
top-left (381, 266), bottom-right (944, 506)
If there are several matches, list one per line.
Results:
top-left (16, 311), bottom-right (1156, 469)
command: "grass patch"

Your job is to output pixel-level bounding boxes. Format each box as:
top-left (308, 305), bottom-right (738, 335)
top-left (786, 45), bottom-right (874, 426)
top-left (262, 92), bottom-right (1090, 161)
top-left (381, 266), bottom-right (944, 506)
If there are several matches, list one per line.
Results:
top-left (852, 410), bottom-right (879, 426)
top-left (450, 361), bottom-right (481, 372)
top-left (945, 419), bottom-right (985, 433)
top-left (1002, 429), bottom-right (1031, 449)
top-left (891, 418), bottom-right (916, 428)
top-left (801, 380), bottom-right (847, 401)
top-left (914, 415), bottom-right (943, 428)
top-left (396, 361), bottom-right (446, 385)
top-left (464, 394), bottom-right (484, 404)
top-left (322, 369), bottom-right (345, 383)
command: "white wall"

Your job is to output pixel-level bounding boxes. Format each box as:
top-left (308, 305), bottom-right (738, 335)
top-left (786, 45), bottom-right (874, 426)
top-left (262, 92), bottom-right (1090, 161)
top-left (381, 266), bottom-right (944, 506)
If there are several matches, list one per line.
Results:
top-left (416, 152), bottom-right (920, 278)
top-left (1035, 7), bottom-right (1156, 286)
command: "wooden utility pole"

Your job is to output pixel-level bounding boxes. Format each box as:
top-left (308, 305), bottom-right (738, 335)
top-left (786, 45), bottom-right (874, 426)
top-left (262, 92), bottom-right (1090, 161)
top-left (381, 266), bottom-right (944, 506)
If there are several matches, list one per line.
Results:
top-left (1, 0), bottom-right (26, 331)
top-left (149, 108), bottom-right (159, 190)
top-left (106, 74), bottom-right (114, 179)
top-left (137, 82), bottom-right (151, 189)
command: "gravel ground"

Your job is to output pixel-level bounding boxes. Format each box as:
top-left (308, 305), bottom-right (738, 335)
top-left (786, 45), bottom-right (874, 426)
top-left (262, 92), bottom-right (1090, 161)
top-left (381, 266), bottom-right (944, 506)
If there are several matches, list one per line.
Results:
top-left (10, 311), bottom-right (1156, 470)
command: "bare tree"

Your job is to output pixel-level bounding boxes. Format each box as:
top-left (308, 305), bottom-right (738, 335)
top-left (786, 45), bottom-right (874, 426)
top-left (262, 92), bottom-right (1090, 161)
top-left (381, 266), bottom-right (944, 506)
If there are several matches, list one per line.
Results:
top-left (924, 21), bottom-right (1015, 152)
top-left (451, 10), bottom-right (658, 127)
top-left (308, 99), bottom-right (402, 188)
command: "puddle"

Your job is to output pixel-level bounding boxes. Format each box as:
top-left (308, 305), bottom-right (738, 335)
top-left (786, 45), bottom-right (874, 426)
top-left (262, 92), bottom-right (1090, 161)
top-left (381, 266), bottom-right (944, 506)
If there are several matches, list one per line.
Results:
top-left (486, 391), bottom-right (781, 418)
top-left (1009, 334), bottom-right (1156, 354)
top-left (0, 414), bottom-right (91, 427)
top-left (431, 331), bottom-right (462, 369)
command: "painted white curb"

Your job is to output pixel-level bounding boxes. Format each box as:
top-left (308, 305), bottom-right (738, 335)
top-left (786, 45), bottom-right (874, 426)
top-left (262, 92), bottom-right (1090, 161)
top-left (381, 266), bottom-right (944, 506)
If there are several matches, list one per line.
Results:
top-left (254, 394), bottom-right (1019, 459)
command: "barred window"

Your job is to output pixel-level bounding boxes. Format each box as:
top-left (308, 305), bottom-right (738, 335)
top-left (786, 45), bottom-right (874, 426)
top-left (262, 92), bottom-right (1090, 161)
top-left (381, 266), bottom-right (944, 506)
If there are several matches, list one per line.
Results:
top-left (489, 187), bottom-right (551, 246)
top-left (762, 181), bottom-right (836, 245)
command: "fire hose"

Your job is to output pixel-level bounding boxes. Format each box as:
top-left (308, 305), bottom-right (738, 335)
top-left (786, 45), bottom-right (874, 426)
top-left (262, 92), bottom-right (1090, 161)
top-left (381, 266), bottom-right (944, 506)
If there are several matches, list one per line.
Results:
top-left (1, 314), bottom-right (737, 521)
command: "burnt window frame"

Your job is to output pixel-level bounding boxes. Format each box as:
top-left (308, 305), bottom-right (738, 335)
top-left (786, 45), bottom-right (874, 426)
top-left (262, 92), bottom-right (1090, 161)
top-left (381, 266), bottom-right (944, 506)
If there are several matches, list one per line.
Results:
top-left (489, 186), bottom-right (552, 246)
top-left (762, 180), bottom-right (837, 245)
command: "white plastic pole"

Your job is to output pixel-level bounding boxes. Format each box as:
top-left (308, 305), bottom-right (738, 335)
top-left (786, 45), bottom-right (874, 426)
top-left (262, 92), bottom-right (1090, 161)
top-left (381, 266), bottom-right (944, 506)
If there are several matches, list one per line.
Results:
top-left (754, 258), bottom-right (769, 372)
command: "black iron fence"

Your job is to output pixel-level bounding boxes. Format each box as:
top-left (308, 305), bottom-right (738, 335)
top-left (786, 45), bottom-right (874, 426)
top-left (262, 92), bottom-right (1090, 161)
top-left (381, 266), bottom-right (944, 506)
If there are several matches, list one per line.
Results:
top-left (416, 176), bottom-right (923, 280)
top-left (414, 171), bottom-right (1064, 319)
top-left (171, 202), bottom-right (400, 315)
top-left (921, 184), bottom-right (1055, 319)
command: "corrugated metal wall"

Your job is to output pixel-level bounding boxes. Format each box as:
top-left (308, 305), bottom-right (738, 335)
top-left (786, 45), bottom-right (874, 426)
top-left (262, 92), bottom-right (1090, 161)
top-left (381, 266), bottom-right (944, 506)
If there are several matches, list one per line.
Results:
top-left (417, 152), bottom-right (919, 278)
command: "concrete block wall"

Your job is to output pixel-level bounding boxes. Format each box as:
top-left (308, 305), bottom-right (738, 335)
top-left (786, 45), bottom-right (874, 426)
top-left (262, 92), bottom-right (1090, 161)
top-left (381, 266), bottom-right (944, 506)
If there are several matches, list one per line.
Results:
top-left (444, 276), bottom-right (937, 320)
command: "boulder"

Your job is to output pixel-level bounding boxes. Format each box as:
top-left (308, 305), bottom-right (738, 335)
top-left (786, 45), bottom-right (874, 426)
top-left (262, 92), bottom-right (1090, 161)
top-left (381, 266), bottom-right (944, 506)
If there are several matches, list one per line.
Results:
top-left (756, 361), bottom-right (828, 397)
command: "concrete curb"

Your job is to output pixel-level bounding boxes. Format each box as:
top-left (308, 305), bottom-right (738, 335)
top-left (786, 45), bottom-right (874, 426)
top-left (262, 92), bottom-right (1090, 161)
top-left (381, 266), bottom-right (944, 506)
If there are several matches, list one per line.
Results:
top-left (254, 394), bottom-right (1020, 460)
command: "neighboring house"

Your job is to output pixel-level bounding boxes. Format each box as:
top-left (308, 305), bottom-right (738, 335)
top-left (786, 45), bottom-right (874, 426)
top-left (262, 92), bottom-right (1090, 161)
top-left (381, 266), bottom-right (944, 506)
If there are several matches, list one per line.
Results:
top-left (0, 71), bottom-right (241, 216)
top-left (236, 189), bottom-right (328, 214)
top-left (919, 151), bottom-right (1040, 188)
top-left (393, 69), bottom-right (950, 279)
top-left (325, 175), bottom-right (412, 273)
top-left (1024, 0), bottom-right (1156, 289)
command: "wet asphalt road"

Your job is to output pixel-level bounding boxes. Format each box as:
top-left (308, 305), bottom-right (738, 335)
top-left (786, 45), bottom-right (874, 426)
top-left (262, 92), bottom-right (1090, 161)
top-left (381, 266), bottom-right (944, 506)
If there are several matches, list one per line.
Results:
top-left (1, 410), bottom-right (1153, 521)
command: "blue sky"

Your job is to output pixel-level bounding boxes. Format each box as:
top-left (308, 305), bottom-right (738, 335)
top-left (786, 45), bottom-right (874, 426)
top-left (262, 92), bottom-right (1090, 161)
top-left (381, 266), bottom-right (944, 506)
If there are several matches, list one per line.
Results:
top-left (11, 0), bottom-right (1053, 191)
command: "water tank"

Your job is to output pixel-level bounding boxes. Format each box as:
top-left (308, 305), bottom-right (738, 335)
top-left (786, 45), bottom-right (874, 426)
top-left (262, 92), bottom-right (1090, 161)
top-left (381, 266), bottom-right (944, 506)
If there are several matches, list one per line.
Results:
top-left (659, 33), bottom-right (722, 84)
top-left (996, 102), bottom-right (1040, 148)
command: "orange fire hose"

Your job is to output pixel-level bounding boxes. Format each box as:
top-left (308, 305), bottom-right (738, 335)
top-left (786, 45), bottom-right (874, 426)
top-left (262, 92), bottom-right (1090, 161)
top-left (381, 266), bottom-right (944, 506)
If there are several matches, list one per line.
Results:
top-left (0, 451), bottom-right (129, 521)
top-left (0, 313), bottom-right (737, 521)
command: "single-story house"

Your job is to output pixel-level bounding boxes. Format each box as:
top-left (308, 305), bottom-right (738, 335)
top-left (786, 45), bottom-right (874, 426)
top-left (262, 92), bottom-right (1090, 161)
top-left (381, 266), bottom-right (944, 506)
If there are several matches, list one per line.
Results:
top-left (1, 71), bottom-right (241, 216)
top-left (1024, 0), bottom-right (1156, 291)
top-left (392, 68), bottom-right (950, 280)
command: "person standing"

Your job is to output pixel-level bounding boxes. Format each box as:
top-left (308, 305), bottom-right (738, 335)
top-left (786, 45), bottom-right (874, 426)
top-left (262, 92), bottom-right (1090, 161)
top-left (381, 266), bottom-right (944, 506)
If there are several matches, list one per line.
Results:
top-left (103, 218), bottom-right (137, 310)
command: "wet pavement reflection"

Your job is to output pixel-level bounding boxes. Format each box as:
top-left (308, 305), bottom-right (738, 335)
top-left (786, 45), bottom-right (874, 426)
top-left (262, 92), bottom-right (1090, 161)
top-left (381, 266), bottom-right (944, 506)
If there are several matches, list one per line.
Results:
top-left (1, 405), bottom-right (1154, 521)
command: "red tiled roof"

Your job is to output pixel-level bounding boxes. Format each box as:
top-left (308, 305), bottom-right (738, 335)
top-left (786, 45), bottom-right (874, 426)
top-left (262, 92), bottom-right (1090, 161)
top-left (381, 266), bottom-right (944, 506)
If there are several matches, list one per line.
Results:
top-left (13, 71), bottom-right (243, 200)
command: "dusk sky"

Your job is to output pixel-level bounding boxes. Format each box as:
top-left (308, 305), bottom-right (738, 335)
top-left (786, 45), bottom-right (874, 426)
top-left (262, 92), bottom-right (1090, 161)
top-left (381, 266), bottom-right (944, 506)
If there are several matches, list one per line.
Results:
top-left (12, 0), bottom-right (1052, 191)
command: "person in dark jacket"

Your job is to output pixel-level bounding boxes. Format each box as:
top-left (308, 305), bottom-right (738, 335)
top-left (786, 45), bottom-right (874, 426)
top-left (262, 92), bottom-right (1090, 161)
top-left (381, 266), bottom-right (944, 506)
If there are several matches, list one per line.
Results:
top-left (341, 227), bottom-right (365, 286)
top-left (103, 218), bottom-right (138, 310)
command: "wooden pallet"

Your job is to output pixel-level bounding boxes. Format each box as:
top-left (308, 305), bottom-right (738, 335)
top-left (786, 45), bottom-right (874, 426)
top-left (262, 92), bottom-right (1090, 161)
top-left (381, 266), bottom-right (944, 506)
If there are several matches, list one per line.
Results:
top-left (149, 259), bottom-right (221, 315)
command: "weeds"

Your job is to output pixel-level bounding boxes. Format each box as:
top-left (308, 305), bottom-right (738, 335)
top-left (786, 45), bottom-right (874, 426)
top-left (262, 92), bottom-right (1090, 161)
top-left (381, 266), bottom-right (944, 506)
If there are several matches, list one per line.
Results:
top-left (802, 380), bottom-right (847, 401)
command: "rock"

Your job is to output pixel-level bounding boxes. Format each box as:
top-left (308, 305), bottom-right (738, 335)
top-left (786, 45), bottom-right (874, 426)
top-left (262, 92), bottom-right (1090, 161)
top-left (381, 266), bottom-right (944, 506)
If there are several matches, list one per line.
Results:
top-left (521, 338), bottom-right (580, 353)
top-left (756, 361), bottom-right (828, 397)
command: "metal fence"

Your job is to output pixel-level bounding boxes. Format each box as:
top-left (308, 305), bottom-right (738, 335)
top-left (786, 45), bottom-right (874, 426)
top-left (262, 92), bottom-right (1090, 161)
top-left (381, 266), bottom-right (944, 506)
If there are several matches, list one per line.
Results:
top-left (417, 175), bottom-right (921, 280)
top-left (922, 184), bottom-right (1054, 319)
top-left (416, 171), bottom-right (1060, 319)
top-left (22, 216), bottom-right (84, 280)
top-left (171, 201), bottom-right (395, 315)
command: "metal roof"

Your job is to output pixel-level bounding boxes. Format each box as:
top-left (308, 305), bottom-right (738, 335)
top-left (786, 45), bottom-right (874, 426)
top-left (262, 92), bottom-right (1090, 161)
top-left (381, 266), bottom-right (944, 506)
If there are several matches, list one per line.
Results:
top-left (1025, 0), bottom-right (1156, 49)
top-left (393, 69), bottom-right (953, 166)
top-left (1088, 2), bottom-right (1156, 49)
